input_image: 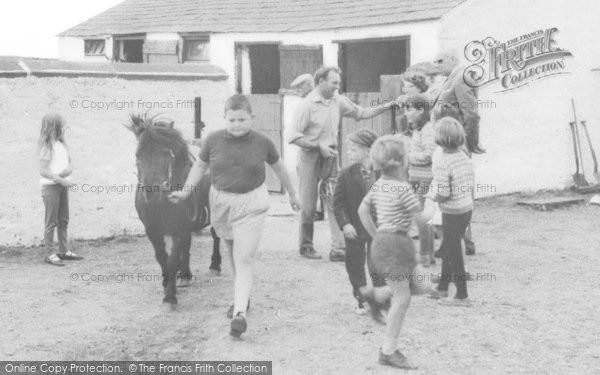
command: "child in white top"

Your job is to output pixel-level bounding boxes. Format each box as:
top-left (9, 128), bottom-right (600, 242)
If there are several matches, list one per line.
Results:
top-left (38, 113), bottom-right (82, 266)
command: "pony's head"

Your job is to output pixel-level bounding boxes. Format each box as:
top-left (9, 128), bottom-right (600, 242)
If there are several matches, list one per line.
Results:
top-left (124, 113), bottom-right (190, 199)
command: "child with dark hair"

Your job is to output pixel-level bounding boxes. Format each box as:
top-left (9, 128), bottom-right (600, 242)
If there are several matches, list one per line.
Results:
top-left (170, 94), bottom-right (300, 337)
top-left (403, 72), bottom-right (429, 95)
top-left (427, 118), bottom-right (474, 307)
top-left (38, 113), bottom-right (82, 266)
top-left (333, 128), bottom-right (385, 315)
top-left (405, 94), bottom-right (436, 267)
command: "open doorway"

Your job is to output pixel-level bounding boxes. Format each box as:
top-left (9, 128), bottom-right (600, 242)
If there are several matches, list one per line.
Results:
top-left (337, 37), bottom-right (410, 92)
top-left (235, 43), bottom-right (281, 94)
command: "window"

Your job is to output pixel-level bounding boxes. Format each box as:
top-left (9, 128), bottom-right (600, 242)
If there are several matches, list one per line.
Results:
top-left (183, 38), bottom-right (210, 62)
top-left (84, 39), bottom-right (105, 56)
top-left (113, 35), bottom-right (145, 63)
top-left (337, 37), bottom-right (410, 92)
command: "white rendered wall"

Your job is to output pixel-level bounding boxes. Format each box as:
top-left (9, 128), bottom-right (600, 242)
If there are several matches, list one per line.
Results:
top-left (210, 20), bottom-right (441, 91)
top-left (441, 0), bottom-right (600, 196)
top-left (58, 36), bottom-right (112, 62)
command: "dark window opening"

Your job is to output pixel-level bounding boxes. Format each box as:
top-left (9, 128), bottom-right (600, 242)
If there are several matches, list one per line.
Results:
top-left (84, 39), bottom-right (105, 56)
top-left (338, 38), bottom-right (410, 92)
top-left (235, 43), bottom-right (281, 94)
top-left (113, 39), bottom-right (144, 63)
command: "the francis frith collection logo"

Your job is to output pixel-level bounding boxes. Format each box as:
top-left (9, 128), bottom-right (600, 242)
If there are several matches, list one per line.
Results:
top-left (463, 27), bottom-right (573, 92)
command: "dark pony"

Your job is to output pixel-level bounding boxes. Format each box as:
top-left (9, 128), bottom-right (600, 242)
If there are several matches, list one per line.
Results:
top-left (124, 113), bottom-right (221, 308)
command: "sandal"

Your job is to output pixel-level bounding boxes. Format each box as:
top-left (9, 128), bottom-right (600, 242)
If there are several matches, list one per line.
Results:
top-left (45, 254), bottom-right (65, 266)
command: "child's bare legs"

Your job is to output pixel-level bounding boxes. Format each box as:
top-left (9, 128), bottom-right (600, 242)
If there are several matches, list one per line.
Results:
top-left (382, 279), bottom-right (411, 354)
top-left (232, 213), bottom-right (266, 317)
top-left (224, 239), bottom-right (235, 275)
top-left (359, 285), bottom-right (392, 304)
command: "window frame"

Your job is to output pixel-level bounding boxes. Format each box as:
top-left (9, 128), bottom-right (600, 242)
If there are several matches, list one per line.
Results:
top-left (182, 36), bottom-right (210, 62)
top-left (84, 39), bottom-right (106, 56)
top-left (112, 34), bottom-right (146, 63)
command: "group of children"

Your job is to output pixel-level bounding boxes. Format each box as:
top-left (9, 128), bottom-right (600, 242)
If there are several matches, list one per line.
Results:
top-left (333, 95), bottom-right (475, 369)
top-left (38, 90), bottom-right (473, 369)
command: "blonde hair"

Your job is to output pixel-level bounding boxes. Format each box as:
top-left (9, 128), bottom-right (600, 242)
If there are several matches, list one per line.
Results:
top-left (38, 113), bottom-right (66, 154)
top-left (435, 117), bottom-right (465, 150)
top-left (370, 135), bottom-right (407, 174)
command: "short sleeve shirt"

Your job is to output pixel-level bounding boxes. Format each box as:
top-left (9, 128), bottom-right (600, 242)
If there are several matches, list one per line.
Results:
top-left (362, 177), bottom-right (422, 233)
top-left (199, 129), bottom-right (280, 193)
top-left (39, 141), bottom-right (70, 185)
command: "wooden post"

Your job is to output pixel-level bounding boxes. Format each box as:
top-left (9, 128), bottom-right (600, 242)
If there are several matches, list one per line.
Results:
top-left (194, 97), bottom-right (204, 138)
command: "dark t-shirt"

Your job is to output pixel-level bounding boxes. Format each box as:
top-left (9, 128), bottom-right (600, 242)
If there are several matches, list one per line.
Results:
top-left (199, 129), bottom-right (280, 193)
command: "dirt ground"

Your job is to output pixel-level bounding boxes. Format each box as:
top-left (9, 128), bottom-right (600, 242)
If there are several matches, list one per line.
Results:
top-left (1, 192), bottom-right (599, 374)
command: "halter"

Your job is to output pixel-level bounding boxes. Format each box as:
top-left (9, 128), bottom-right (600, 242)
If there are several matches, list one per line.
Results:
top-left (161, 149), bottom-right (176, 193)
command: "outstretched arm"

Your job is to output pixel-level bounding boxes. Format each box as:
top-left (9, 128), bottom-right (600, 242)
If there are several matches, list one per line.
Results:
top-left (359, 100), bottom-right (395, 120)
top-left (339, 94), bottom-right (395, 121)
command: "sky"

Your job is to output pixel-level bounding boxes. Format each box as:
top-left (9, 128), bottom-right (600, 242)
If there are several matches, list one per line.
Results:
top-left (0, 0), bottom-right (123, 58)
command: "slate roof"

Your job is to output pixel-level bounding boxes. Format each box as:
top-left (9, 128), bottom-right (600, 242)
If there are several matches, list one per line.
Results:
top-left (59, 0), bottom-right (467, 37)
top-left (0, 56), bottom-right (227, 80)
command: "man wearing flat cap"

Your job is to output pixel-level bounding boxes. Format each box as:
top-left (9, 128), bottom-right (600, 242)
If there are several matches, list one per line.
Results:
top-left (288, 66), bottom-right (394, 261)
top-left (432, 51), bottom-right (485, 154)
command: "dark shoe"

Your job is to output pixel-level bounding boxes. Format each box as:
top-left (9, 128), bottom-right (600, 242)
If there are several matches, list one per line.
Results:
top-left (230, 312), bottom-right (247, 337)
top-left (329, 249), bottom-right (345, 262)
top-left (379, 349), bottom-right (417, 369)
top-left (57, 251), bottom-right (83, 260)
top-left (45, 254), bottom-right (65, 267)
top-left (433, 248), bottom-right (444, 258)
top-left (313, 211), bottom-right (325, 221)
top-left (227, 299), bottom-right (250, 319)
top-left (300, 248), bottom-right (322, 259)
top-left (465, 248), bottom-right (476, 256)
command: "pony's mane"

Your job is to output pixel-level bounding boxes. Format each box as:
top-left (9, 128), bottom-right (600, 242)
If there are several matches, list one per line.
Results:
top-left (129, 113), bottom-right (189, 165)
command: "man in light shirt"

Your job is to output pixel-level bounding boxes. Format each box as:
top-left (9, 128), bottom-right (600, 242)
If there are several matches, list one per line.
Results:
top-left (288, 66), bottom-right (394, 260)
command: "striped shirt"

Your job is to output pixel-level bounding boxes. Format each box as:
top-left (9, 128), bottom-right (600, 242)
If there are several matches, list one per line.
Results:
top-left (431, 149), bottom-right (474, 214)
top-left (408, 121), bottom-right (436, 183)
top-left (362, 178), bottom-right (422, 233)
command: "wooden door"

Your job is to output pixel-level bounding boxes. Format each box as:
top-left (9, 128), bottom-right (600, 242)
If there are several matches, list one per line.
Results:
top-left (247, 94), bottom-right (283, 193)
top-left (338, 92), bottom-right (394, 168)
